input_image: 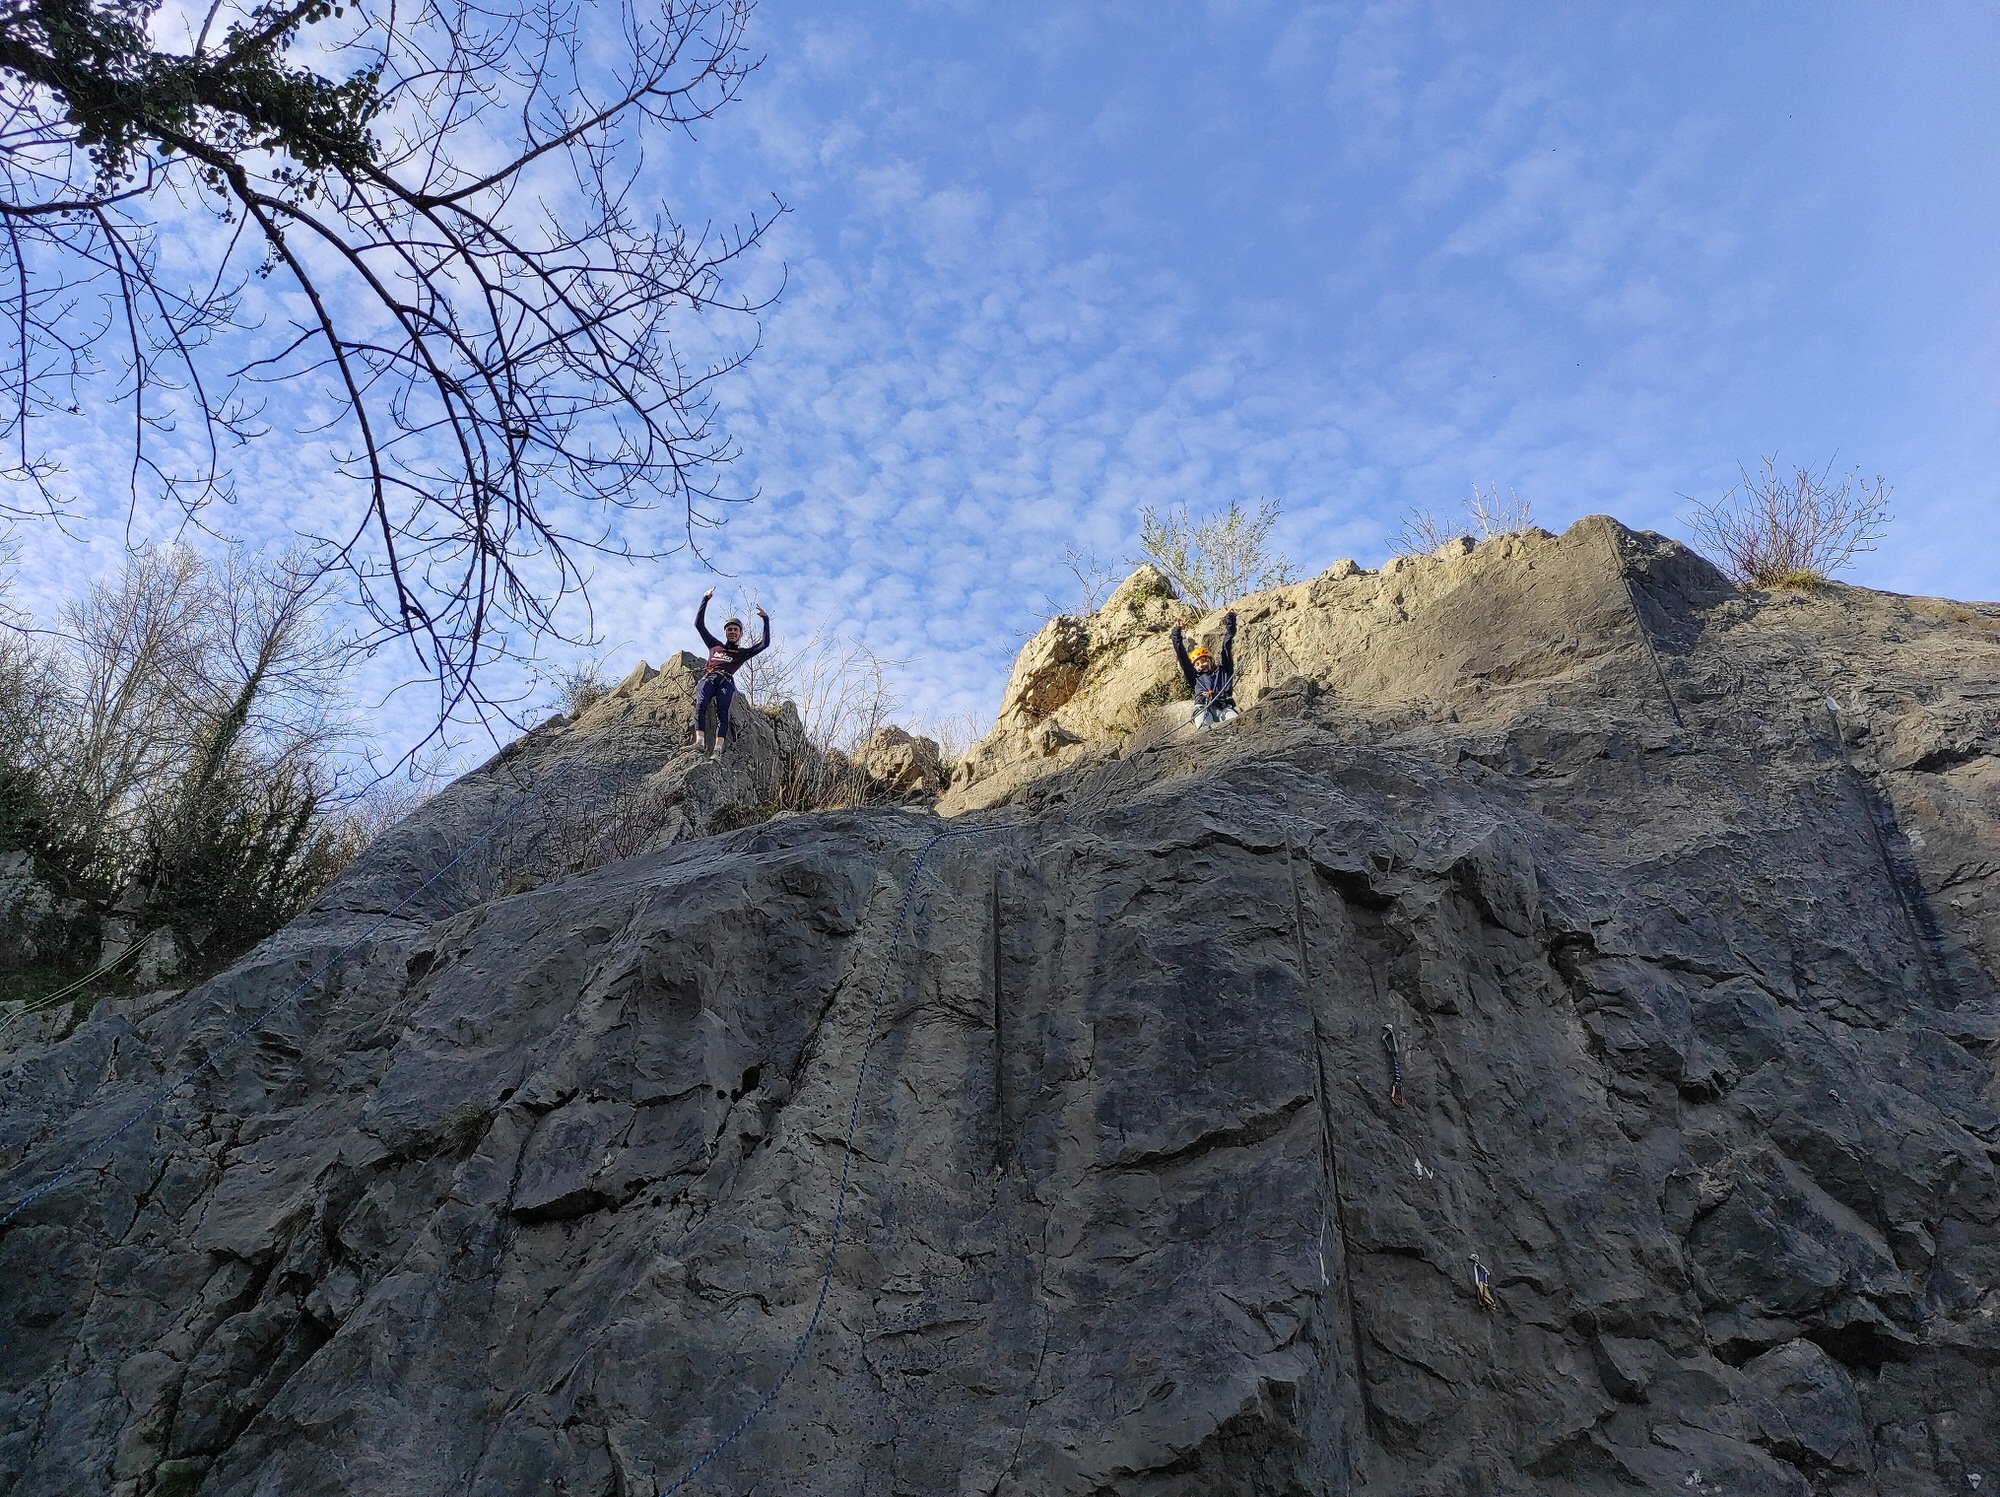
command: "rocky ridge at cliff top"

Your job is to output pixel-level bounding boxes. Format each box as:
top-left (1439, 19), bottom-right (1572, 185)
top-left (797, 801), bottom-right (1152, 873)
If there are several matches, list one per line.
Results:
top-left (3, 517), bottom-right (1999, 1496)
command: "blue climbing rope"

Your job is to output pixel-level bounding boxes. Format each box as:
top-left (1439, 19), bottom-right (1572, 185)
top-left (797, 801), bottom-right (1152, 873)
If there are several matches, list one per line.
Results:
top-left (0, 772), bottom-right (544, 1232)
top-left (658, 818), bottom-right (1010, 1496)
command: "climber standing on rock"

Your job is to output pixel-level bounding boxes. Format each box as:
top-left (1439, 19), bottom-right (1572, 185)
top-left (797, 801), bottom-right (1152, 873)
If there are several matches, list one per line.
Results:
top-left (1171, 610), bottom-right (1239, 730)
top-left (692, 589), bottom-right (770, 757)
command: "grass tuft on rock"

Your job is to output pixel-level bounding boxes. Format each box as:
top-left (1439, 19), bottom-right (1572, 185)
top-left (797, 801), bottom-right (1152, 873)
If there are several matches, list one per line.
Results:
top-left (445, 1104), bottom-right (495, 1156)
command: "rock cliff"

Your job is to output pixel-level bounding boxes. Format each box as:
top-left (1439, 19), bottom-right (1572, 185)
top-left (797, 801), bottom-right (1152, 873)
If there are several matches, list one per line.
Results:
top-left (4, 517), bottom-right (1999, 1496)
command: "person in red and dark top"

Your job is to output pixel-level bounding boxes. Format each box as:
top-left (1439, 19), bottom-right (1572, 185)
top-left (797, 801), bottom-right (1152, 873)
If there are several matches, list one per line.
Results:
top-left (692, 588), bottom-right (770, 756)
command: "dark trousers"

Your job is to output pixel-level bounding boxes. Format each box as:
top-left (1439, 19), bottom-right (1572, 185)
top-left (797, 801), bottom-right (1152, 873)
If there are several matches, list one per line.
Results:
top-left (694, 674), bottom-right (736, 740)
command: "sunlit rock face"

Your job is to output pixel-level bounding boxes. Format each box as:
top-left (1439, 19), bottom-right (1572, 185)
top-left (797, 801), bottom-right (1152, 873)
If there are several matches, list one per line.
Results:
top-left (5, 517), bottom-right (1999, 1496)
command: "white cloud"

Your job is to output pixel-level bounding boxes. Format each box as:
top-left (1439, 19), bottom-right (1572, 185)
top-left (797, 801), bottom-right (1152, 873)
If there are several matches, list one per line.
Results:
top-left (9, 0), bottom-right (2000, 771)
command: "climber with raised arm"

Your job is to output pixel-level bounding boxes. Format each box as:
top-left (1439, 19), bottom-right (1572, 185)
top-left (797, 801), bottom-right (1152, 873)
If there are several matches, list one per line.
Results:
top-left (692, 589), bottom-right (771, 757)
top-left (1171, 609), bottom-right (1238, 729)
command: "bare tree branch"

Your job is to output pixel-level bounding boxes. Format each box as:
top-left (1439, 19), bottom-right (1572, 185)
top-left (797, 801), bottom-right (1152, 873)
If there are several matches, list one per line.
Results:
top-left (0, 0), bottom-right (778, 730)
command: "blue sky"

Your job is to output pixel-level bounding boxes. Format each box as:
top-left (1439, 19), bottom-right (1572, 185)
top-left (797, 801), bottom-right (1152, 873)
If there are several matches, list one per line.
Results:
top-left (8, 1), bottom-right (2000, 762)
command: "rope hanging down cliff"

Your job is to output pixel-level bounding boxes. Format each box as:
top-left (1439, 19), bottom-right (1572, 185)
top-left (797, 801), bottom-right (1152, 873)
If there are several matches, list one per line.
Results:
top-left (1597, 521), bottom-right (1685, 730)
top-left (658, 819), bottom-right (1012, 1496)
top-left (0, 770), bottom-right (547, 1232)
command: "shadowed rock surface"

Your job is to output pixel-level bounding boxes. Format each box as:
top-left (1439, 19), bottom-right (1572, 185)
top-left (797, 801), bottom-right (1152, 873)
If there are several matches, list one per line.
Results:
top-left (4, 518), bottom-right (1998, 1496)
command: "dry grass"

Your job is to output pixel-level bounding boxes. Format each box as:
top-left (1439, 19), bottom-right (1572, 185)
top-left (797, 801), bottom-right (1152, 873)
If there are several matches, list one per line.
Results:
top-left (541, 774), bottom-right (679, 876)
top-left (552, 661), bottom-right (612, 717)
top-left (444, 1103), bottom-right (494, 1155)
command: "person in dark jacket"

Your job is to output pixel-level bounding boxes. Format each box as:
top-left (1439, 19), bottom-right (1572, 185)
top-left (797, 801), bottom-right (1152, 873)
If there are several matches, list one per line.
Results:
top-left (1171, 610), bottom-right (1238, 729)
top-left (692, 589), bottom-right (770, 756)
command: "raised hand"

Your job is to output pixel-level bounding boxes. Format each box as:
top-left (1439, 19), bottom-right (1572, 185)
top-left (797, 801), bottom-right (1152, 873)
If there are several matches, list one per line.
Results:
top-left (755, 605), bottom-right (769, 619)
top-left (703, 587), bottom-right (715, 600)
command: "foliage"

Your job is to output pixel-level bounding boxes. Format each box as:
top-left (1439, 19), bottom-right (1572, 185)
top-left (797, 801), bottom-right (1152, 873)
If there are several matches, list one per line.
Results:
top-left (0, 544), bottom-right (367, 978)
top-left (1688, 456), bottom-right (1891, 588)
top-left (1134, 499), bottom-right (1293, 613)
top-left (708, 799), bottom-right (778, 834)
top-left (0, 0), bottom-right (776, 722)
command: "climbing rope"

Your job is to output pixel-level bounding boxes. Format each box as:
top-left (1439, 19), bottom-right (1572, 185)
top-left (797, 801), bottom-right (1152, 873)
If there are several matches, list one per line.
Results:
top-left (658, 818), bottom-right (1010, 1496)
top-left (1381, 1023), bottom-right (1407, 1108)
top-left (1597, 523), bottom-right (1685, 730)
top-left (0, 771), bottom-right (544, 1233)
top-left (1819, 697), bottom-right (1947, 1004)
top-left (0, 937), bottom-right (146, 1039)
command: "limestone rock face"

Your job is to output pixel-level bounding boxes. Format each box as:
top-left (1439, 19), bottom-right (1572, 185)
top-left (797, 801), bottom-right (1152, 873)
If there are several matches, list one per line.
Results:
top-left (855, 725), bottom-right (947, 798)
top-left (0, 849), bottom-right (59, 968)
top-left (5, 517), bottom-right (2000, 1496)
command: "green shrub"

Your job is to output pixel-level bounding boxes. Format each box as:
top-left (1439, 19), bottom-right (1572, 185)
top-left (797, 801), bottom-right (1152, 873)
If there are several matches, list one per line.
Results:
top-left (710, 801), bottom-right (779, 834)
top-left (153, 1458), bottom-right (210, 1497)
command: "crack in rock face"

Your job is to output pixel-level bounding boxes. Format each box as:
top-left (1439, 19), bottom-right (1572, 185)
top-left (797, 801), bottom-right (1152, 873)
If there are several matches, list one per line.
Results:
top-left (5, 518), bottom-right (2000, 1495)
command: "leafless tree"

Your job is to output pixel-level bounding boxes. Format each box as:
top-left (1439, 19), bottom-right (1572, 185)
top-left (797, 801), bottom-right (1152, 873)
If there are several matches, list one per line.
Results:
top-left (745, 624), bottom-right (897, 755)
top-left (923, 707), bottom-right (987, 767)
top-left (0, 539), bottom-right (375, 989)
top-left (1467, 484), bottom-right (1534, 539)
top-left (742, 624), bottom-right (898, 811)
top-left (41, 545), bottom-right (217, 866)
top-left (3, 541), bottom-right (351, 890)
top-left (1689, 456), bottom-right (1892, 588)
top-left (1135, 499), bottom-right (1292, 612)
top-left (1391, 507), bottom-right (1461, 558)
top-left (1038, 545), bottom-right (1119, 619)
top-left (1393, 485), bottom-right (1536, 559)
top-left (0, 0), bottom-right (778, 721)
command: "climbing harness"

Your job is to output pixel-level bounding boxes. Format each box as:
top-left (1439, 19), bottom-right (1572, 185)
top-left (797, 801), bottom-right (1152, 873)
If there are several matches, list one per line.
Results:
top-left (1470, 1253), bottom-right (1496, 1310)
top-left (658, 819), bottom-right (1010, 1496)
top-left (0, 770), bottom-right (547, 1232)
top-left (1381, 1023), bottom-right (1407, 1108)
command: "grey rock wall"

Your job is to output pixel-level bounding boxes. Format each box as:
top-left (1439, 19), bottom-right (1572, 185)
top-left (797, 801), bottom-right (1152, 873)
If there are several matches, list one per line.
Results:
top-left (3, 520), bottom-right (1998, 1495)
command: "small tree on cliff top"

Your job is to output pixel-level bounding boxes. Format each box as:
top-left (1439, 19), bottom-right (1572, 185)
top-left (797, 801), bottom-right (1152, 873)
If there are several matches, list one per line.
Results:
top-left (1135, 499), bottom-right (1293, 612)
top-left (1689, 456), bottom-right (1892, 589)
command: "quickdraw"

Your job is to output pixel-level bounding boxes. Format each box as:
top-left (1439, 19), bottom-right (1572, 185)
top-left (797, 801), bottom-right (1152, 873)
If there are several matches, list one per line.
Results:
top-left (1471, 1253), bottom-right (1496, 1310)
top-left (1382, 1023), bottom-right (1407, 1108)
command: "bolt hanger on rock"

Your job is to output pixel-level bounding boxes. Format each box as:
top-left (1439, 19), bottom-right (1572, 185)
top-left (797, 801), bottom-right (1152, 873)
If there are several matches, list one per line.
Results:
top-left (1382, 1023), bottom-right (1408, 1108)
